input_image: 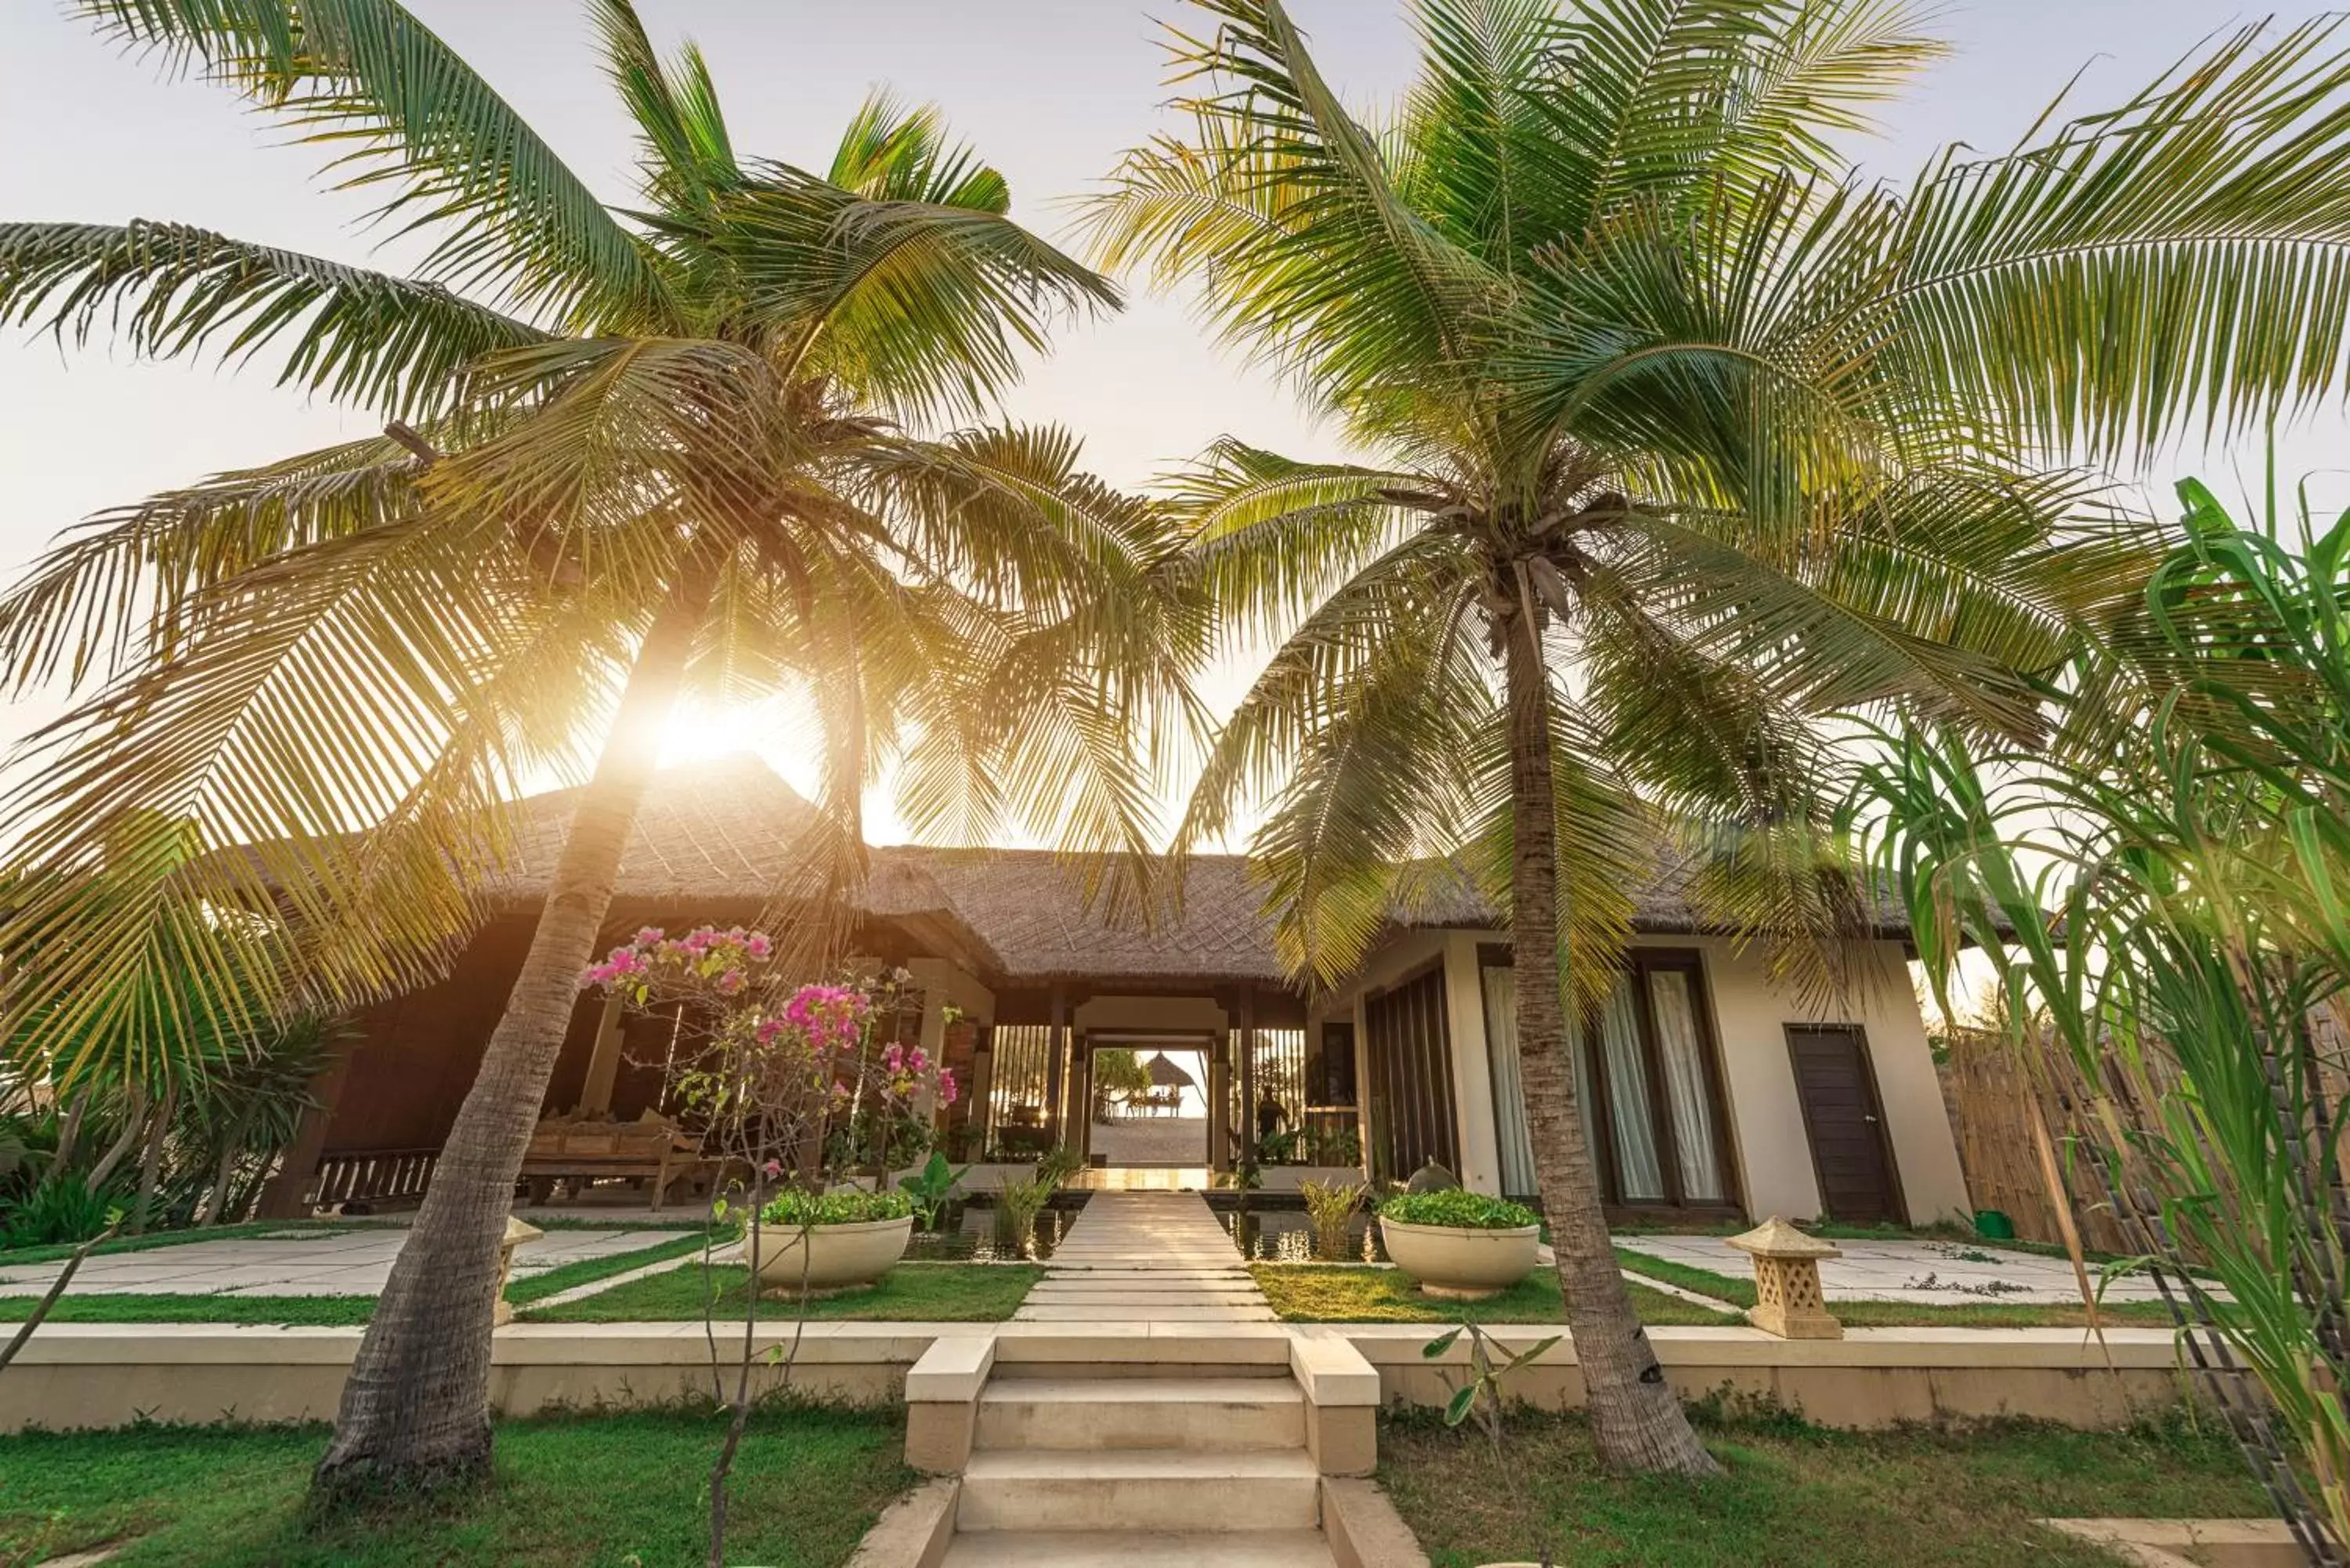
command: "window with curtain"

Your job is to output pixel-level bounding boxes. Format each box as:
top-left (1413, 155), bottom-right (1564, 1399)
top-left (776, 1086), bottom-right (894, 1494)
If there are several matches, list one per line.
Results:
top-left (1479, 951), bottom-right (1734, 1211)
top-left (1648, 966), bottom-right (1724, 1202)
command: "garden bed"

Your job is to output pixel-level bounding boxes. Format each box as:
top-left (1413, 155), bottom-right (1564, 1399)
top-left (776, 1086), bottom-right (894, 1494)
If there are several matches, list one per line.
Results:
top-left (0, 1404), bottom-right (909, 1567)
top-left (1377, 1406), bottom-right (2268, 1567)
top-left (522, 1260), bottom-right (1043, 1323)
top-left (1250, 1263), bottom-right (1741, 1326)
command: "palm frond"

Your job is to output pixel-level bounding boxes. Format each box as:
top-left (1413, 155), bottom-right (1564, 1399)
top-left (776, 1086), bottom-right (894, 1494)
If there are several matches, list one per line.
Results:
top-left (74, 0), bottom-right (673, 327)
top-left (592, 0), bottom-right (741, 215)
top-left (0, 434), bottom-right (425, 695)
top-left (0, 220), bottom-right (546, 419)
top-left (703, 150), bottom-right (1115, 423)
top-left (1885, 14), bottom-right (2350, 459)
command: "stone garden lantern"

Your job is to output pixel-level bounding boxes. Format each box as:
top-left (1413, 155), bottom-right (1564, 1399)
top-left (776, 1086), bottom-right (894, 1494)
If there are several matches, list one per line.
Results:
top-left (494, 1214), bottom-right (544, 1326)
top-left (1725, 1216), bottom-right (1843, 1339)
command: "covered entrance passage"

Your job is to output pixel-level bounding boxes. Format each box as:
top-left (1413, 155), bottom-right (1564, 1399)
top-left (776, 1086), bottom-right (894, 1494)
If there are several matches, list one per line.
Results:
top-left (1086, 1037), bottom-right (1210, 1169)
top-left (966, 985), bottom-right (1321, 1187)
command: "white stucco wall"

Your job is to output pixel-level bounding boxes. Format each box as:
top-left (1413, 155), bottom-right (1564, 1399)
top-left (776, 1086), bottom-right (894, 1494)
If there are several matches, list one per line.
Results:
top-left (1337, 928), bottom-right (1972, 1225)
top-left (1680, 934), bottom-right (1969, 1227)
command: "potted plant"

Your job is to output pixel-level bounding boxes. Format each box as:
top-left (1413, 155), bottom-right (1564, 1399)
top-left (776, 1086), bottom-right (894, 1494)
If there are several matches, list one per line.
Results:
top-left (1379, 1190), bottom-right (1542, 1299)
top-left (745, 1187), bottom-right (916, 1292)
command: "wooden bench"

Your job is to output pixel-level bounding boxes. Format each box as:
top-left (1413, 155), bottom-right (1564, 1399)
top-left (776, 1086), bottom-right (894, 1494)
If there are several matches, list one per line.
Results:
top-left (520, 1120), bottom-right (711, 1212)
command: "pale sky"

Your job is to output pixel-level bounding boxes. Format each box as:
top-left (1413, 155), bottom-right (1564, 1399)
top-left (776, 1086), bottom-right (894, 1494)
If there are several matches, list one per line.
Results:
top-left (3, 0), bottom-right (2346, 846)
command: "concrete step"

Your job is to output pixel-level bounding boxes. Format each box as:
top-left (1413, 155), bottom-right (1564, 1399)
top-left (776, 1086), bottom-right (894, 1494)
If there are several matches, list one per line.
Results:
top-left (939, 1529), bottom-right (1336, 1566)
top-left (976, 1377), bottom-right (1306, 1452)
top-left (956, 1448), bottom-right (1321, 1533)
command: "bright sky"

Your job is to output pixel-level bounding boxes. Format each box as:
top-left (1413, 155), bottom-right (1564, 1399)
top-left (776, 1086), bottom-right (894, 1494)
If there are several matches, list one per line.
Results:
top-left (3, 0), bottom-right (2347, 847)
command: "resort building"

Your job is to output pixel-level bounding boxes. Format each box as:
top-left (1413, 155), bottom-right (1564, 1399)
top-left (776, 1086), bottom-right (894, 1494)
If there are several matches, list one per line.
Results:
top-left (273, 756), bottom-right (1969, 1227)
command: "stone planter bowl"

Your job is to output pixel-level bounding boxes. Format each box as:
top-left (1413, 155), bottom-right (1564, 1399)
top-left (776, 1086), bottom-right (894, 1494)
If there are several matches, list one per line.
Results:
top-left (747, 1215), bottom-right (913, 1292)
top-left (1379, 1216), bottom-right (1541, 1300)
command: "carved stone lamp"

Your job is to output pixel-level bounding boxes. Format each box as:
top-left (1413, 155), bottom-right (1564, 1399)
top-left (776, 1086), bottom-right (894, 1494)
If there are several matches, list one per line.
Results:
top-left (1725, 1216), bottom-right (1843, 1340)
top-left (494, 1214), bottom-right (544, 1327)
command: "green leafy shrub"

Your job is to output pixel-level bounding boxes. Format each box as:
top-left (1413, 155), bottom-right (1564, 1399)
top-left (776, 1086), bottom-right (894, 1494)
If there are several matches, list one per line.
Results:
top-left (754, 1188), bottom-right (912, 1228)
top-left (1299, 1178), bottom-right (1368, 1259)
top-left (992, 1173), bottom-right (1052, 1254)
top-left (1380, 1190), bottom-right (1539, 1230)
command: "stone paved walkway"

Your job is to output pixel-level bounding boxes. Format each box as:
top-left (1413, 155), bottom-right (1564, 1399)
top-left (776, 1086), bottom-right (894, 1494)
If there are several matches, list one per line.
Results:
top-left (1014, 1192), bottom-right (1274, 1323)
top-left (0, 1225), bottom-right (679, 1298)
top-left (1616, 1232), bottom-right (2189, 1306)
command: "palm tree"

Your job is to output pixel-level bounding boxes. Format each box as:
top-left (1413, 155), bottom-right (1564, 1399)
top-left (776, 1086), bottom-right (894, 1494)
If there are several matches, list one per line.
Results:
top-left (1084, 0), bottom-right (2350, 1474)
top-left (0, 0), bottom-right (1193, 1494)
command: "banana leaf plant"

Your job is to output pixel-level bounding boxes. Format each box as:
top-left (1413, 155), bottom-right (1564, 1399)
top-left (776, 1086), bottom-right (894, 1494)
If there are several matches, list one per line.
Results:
top-left (1856, 479), bottom-right (2350, 1563)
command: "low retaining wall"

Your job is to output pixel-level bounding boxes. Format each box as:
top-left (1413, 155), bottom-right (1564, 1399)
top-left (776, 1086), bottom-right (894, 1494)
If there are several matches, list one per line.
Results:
top-left (0, 1322), bottom-right (934, 1433)
top-left (1, 1321), bottom-right (2190, 1435)
top-left (1357, 1324), bottom-right (2190, 1430)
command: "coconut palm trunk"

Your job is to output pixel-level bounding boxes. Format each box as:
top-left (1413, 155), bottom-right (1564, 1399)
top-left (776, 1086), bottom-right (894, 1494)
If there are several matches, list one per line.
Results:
top-left (314, 566), bottom-right (711, 1494)
top-left (1502, 602), bottom-right (1718, 1476)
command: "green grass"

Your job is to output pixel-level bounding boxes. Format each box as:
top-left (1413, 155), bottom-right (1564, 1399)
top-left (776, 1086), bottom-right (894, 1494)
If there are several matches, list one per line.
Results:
top-left (504, 1232), bottom-right (715, 1304)
top-left (0, 1292), bottom-right (375, 1325)
top-left (1249, 1264), bottom-right (1741, 1327)
top-left (1610, 1247), bottom-right (2179, 1328)
top-left (0, 1406), bottom-right (908, 1567)
top-left (523, 1261), bottom-right (1043, 1323)
top-left (1379, 1406), bottom-right (2269, 1568)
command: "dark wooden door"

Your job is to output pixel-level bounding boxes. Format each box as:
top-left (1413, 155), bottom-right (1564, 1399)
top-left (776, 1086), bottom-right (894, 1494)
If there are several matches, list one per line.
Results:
top-left (1786, 1026), bottom-right (1900, 1223)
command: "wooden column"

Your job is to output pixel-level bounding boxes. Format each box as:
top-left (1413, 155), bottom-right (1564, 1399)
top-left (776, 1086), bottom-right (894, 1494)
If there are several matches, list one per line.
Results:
top-left (577, 994), bottom-right (627, 1117)
top-left (1208, 1029), bottom-right (1231, 1173)
top-left (256, 1046), bottom-right (356, 1219)
top-left (1044, 985), bottom-right (1068, 1152)
top-left (1072, 1034), bottom-right (1094, 1162)
top-left (1238, 988), bottom-right (1259, 1170)
top-left (967, 1029), bottom-right (994, 1160)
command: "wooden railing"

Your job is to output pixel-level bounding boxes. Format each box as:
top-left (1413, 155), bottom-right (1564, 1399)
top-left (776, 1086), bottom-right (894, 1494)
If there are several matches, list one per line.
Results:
top-left (309, 1147), bottom-right (439, 1209)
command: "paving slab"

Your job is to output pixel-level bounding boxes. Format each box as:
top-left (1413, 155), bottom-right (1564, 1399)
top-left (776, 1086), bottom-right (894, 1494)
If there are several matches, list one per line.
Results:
top-left (0, 1225), bottom-right (678, 1299)
top-left (1614, 1233), bottom-right (2206, 1306)
top-left (1012, 1192), bottom-right (1275, 1325)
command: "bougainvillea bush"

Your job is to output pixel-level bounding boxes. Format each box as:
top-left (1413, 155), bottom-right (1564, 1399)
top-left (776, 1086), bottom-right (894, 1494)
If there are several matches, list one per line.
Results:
top-left (580, 927), bottom-right (956, 1219)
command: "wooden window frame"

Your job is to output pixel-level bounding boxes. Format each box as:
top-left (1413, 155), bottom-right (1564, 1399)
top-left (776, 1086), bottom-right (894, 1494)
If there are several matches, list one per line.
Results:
top-left (1475, 945), bottom-right (1744, 1217)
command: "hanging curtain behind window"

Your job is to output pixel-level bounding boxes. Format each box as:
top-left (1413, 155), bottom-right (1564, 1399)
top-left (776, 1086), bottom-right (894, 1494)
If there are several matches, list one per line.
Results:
top-left (1478, 966), bottom-right (1539, 1196)
top-left (1648, 968), bottom-right (1723, 1201)
top-left (1598, 976), bottom-right (1665, 1201)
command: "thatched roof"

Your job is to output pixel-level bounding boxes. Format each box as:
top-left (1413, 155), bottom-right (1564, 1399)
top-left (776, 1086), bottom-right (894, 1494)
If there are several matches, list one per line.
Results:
top-left (456, 756), bottom-right (1913, 986)
top-left (1144, 1052), bottom-right (1198, 1089)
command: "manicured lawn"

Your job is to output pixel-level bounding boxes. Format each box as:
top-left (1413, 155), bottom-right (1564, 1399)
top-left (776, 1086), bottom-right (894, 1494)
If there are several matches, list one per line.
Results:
top-left (506, 1232), bottom-right (715, 1303)
top-left (0, 1407), bottom-right (907, 1567)
top-left (1250, 1264), bottom-right (1741, 1326)
top-left (1611, 1247), bottom-right (2178, 1328)
top-left (1379, 1407), bottom-right (2269, 1568)
top-left (524, 1261), bottom-right (1043, 1322)
top-left (0, 1292), bottom-right (374, 1324)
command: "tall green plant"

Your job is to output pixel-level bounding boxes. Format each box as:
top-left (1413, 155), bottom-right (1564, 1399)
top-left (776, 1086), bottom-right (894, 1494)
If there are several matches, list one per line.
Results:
top-left (1084, 0), bottom-right (2350, 1475)
top-left (0, 0), bottom-right (1193, 1498)
top-left (1856, 480), bottom-right (2350, 1562)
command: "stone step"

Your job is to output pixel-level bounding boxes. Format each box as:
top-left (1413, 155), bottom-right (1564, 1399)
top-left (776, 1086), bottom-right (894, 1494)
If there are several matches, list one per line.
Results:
top-left (956, 1448), bottom-right (1321, 1533)
top-left (940, 1529), bottom-right (1336, 1566)
top-left (976, 1377), bottom-right (1305, 1452)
